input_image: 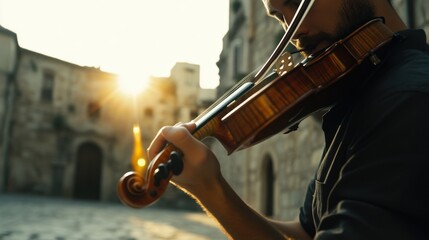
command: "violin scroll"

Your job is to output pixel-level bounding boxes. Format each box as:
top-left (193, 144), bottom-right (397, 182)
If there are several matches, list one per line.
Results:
top-left (117, 171), bottom-right (150, 208)
top-left (117, 150), bottom-right (183, 208)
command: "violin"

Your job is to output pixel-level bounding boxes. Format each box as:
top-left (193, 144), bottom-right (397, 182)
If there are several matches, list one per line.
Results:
top-left (117, 0), bottom-right (394, 208)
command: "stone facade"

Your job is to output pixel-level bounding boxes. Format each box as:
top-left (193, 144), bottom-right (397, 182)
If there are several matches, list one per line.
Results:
top-left (0, 45), bottom-right (212, 204)
top-left (215, 0), bottom-right (429, 221)
top-left (171, 62), bottom-right (201, 123)
top-left (4, 49), bottom-right (137, 201)
top-left (392, 0), bottom-right (429, 36)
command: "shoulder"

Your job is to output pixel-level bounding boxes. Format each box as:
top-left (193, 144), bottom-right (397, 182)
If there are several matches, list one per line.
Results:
top-left (373, 29), bottom-right (429, 95)
top-left (354, 29), bottom-right (429, 117)
top-left (343, 31), bottom-right (429, 148)
top-left (379, 49), bottom-right (429, 94)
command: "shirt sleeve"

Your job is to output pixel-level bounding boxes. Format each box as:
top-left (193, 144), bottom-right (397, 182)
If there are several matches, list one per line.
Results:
top-left (315, 92), bottom-right (429, 239)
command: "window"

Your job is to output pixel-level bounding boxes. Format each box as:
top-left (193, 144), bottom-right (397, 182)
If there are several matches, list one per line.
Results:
top-left (232, 40), bottom-right (243, 79)
top-left (262, 156), bottom-right (275, 217)
top-left (68, 104), bottom-right (76, 113)
top-left (144, 107), bottom-right (154, 118)
top-left (185, 67), bottom-right (195, 74)
top-left (87, 102), bottom-right (101, 119)
top-left (41, 70), bottom-right (55, 102)
top-left (231, 0), bottom-right (242, 13)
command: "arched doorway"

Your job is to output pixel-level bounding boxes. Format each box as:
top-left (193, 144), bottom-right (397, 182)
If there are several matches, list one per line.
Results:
top-left (262, 156), bottom-right (275, 217)
top-left (73, 142), bottom-right (102, 200)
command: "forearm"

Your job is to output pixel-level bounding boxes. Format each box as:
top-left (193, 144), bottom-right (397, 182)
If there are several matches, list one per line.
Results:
top-left (149, 124), bottom-right (309, 239)
top-left (194, 176), bottom-right (291, 240)
top-left (269, 219), bottom-right (312, 240)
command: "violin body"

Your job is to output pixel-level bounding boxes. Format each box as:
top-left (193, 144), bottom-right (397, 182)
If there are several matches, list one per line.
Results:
top-left (212, 18), bottom-right (394, 153)
top-left (117, 19), bottom-right (394, 208)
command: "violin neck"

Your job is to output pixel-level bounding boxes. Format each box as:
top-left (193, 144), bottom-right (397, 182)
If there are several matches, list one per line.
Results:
top-left (194, 82), bottom-right (254, 130)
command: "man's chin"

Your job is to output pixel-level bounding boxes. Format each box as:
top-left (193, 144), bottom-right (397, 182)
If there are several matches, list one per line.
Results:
top-left (294, 42), bottom-right (321, 58)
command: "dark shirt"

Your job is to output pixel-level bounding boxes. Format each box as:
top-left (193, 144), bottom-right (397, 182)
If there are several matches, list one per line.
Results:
top-left (299, 28), bottom-right (429, 239)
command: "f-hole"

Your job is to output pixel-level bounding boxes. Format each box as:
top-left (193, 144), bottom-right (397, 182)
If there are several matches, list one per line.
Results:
top-left (262, 156), bottom-right (275, 217)
top-left (73, 142), bottom-right (102, 200)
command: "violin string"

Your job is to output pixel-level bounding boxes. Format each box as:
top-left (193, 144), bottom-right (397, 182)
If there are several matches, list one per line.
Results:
top-left (253, 0), bottom-right (315, 84)
top-left (193, 0), bottom-right (315, 124)
top-left (193, 69), bottom-right (259, 123)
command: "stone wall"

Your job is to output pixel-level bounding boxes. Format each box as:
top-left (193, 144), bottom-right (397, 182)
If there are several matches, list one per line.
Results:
top-left (392, 0), bottom-right (429, 37)
top-left (212, 116), bottom-right (324, 220)
top-left (1, 45), bottom-right (208, 209)
top-left (5, 49), bottom-right (136, 201)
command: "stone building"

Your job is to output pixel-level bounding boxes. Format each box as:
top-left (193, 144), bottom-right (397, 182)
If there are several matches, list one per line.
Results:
top-left (171, 62), bottom-right (201, 123)
top-left (138, 76), bottom-right (178, 145)
top-left (0, 25), bottom-right (19, 193)
top-left (0, 34), bottom-right (212, 203)
top-left (2, 48), bottom-right (139, 201)
top-left (215, 0), bottom-right (429, 221)
top-left (138, 63), bottom-right (214, 146)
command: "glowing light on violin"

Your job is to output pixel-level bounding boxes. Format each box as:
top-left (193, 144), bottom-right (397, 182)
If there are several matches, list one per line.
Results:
top-left (131, 124), bottom-right (147, 172)
top-left (133, 125), bottom-right (140, 134)
top-left (137, 158), bottom-right (146, 167)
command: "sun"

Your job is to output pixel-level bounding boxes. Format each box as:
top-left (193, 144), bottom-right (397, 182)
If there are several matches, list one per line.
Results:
top-left (117, 71), bottom-right (149, 96)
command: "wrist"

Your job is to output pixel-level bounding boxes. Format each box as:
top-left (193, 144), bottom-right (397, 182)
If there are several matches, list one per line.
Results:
top-left (189, 172), bottom-right (227, 203)
top-left (193, 175), bottom-right (237, 217)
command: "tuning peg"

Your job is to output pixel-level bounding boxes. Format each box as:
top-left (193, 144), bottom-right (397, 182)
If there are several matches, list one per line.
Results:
top-left (153, 169), bottom-right (162, 187)
top-left (153, 163), bottom-right (169, 187)
top-left (153, 151), bottom-right (183, 187)
top-left (169, 151), bottom-right (183, 175)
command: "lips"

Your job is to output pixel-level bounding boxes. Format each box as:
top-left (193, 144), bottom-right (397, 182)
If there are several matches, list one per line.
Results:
top-left (291, 38), bottom-right (317, 56)
top-left (295, 33), bottom-right (334, 57)
top-left (291, 25), bottom-right (340, 56)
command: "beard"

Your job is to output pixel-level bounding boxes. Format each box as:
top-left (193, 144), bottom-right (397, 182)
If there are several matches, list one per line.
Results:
top-left (294, 0), bottom-right (376, 57)
top-left (336, 0), bottom-right (376, 38)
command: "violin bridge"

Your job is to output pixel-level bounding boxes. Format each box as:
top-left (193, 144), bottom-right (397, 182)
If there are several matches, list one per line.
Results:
top-left (274, 52), bottom-right (295, 75)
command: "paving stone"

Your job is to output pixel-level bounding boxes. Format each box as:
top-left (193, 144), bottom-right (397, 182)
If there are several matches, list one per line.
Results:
top-left (0, 194), bottom-right (226, 240)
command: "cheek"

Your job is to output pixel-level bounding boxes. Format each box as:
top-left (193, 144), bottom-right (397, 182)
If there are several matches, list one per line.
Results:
top-left (304, 0), bottom-right (341, 35)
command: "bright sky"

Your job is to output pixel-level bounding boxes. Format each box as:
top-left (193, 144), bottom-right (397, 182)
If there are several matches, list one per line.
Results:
top-left (0, 0), bottom-right (229, 89)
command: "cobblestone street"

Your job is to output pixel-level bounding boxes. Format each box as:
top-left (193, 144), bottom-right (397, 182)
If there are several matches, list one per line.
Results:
top-left (0, 194), bottom-right (227, 240)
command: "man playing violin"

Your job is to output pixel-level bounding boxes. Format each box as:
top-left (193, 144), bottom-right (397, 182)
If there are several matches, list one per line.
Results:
top-left (148, 0), bottom-right (429, 239)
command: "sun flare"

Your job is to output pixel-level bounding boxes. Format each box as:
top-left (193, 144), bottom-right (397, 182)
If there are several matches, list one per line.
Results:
top-left (117, 72), bottom-right (149, 96)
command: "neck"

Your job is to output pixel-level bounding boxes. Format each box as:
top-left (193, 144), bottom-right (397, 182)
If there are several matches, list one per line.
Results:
top-left (374, 1), bottom-right (408, 32)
